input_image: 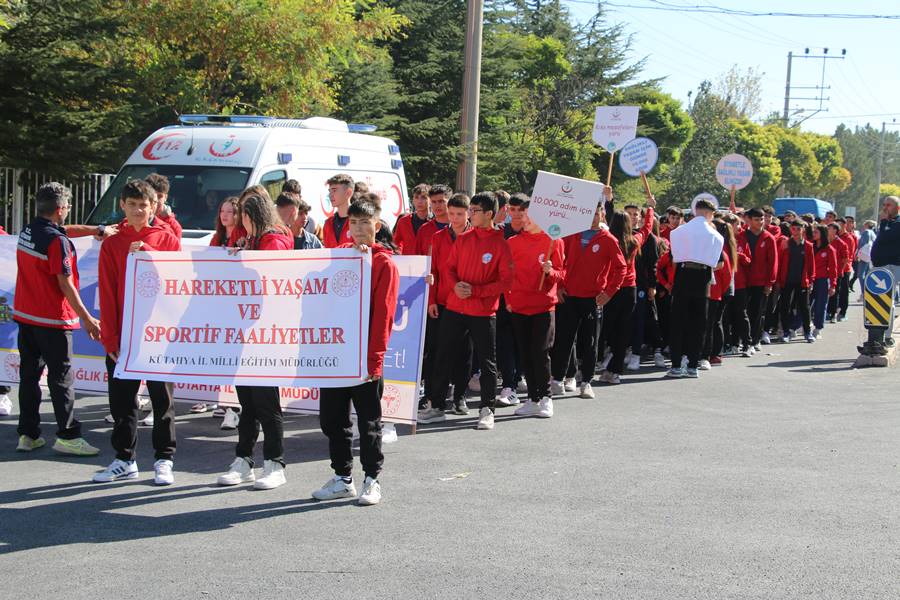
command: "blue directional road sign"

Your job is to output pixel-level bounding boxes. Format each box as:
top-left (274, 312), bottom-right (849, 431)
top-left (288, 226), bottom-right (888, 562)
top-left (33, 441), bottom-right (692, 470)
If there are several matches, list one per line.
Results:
top-left (863, 268), bottom-right (895, 329)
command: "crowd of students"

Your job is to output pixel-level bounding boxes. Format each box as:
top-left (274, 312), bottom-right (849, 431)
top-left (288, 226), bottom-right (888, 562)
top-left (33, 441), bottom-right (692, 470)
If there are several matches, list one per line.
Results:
top-left (7, 173), bottom-right (892, 506)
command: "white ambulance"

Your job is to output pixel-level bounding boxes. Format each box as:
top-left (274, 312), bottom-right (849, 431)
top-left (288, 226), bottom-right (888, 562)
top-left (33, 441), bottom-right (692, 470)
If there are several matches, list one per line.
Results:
top-left (85, 115), bottom-right (409, 239)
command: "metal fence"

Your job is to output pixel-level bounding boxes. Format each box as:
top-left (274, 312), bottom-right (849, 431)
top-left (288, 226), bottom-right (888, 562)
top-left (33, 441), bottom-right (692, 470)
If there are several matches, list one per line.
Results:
top-left (0, 167), bottom-right (114, 234)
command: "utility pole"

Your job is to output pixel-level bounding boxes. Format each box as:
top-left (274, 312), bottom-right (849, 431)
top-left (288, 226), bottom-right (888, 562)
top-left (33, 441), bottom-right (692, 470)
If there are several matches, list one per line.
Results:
top-left (782, 47), bottom-right (845, 127)
top-left (782, 51), bottom-right (793, 127)
top-left (456, 0), bottom-right (484, 196)
top-left (875, 122), bottom-right (885, 223)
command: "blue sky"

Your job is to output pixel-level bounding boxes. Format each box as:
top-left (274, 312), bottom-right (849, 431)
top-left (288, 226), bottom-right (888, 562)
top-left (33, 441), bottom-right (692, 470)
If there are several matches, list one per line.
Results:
top-left (562, 0), bottom-right (899, 135)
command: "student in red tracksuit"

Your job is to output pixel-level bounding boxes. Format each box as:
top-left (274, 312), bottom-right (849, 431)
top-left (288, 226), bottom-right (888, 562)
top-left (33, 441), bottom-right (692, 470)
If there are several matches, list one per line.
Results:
top-left (145, 173), bottom-right (183, 239)
top-left (550, 197), bottom-right (627, 399)
top-left (393, 183), bottom-right (432, 255)
top-left (600, 195), bottom-right (655, 384)
top-left (835, 218), bottom-right (856, 320)
top-left (777, 221), bottom-right (816, 343)
top-left (94, 180), bottom-right (180, 485)
top-left (216, 190), bottom-right (293, 491)
top-left (701, 219), bottom-right (737, 368)
top-left (826, 223), bottom-right (849, 322)
top-left (418, 192), bottom-right (512, 431)
top-left (810, 224), bottom-right (837, 337)
top-left (322, 173), bottom-right (355, 248)
top-left (505, 198), bottom-right (565, 419)
top-left (312, 199), bottom-right (400, 506)
top-left (414, 184), bottom-right (452, 255)
top-left (420, 193), bottom-right (472, 419)
top-left (735, 208), bottom-right (778, 352)
top-left (660, 206), bottom-right (683, 242)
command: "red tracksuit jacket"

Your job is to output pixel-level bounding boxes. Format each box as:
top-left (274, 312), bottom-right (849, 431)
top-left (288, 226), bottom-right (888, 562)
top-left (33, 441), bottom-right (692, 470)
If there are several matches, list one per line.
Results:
top-left (656, 250), bottom-right (674, 291)
top-left (156, 212), bottom-right (183, 239)
top-left (393, 213), bottom-right (430, 256)
top-left (428, 225), bottom-right (468, 307)
top-left (340, 242), bottom-right (400, 377)
top-left (735, 228), bottom-right (778, 289)
top-left (445, 227), bottom-right (513, 317)
top-left (246, 230), bottom-right (292, 251)
top-left (323, 214), bottom-right (353, 248)
top-left (814, 244), bottom-right (838, 289)
top-left (838, 232), bottom-right (857, 274)
top-left (830, 236), bottom-right (849, 275)
top-left (777, 238), bottom-right (816, 289)
top-left (561, 228), bottom-right (627, 299)
top-left (414, 219), bottom-right (449, 256)
top-left (708, 251), bottom-right (732, 301)
top-left (99, 221), bottom-right (180, 355)
top-left (504, 230), bottom-right (565, 315)
top-left (621, 207), bottom-right (654, 288)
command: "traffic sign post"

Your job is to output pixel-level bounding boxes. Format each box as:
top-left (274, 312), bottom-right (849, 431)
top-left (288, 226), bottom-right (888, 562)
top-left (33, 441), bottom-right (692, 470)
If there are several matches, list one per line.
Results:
top-left (859, 267), bottom-right (896, 359)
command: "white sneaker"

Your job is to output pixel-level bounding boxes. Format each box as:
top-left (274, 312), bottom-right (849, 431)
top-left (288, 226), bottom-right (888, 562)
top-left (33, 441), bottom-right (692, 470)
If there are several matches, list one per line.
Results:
top-left (382, 422), bottom-right (399, 444)
top-left (468, 373), bottom-right (481, 393)
top-left (218, 457), bottom-right (256, 486)
top-left (626, 354), bottom-right (641, 371)
top-left (537, 396), bottom-right (554, 418)
top-left (417, 407), bottom-right (446, 424)
top-left (220, 408), bottom-right (239, 430)
top-left (761, 331), bottom-right (771, 345)
top-left (154, 459), bottom-right (174, 486)
top-left (93, 459), bottom-right (138, 483)
top-left (104, 414), bottom-right (115, 424)
top-left (496, 387), bottom-right (518, 407)
top-left (139, 411), bottom-right (154, 427)
top-left (741, 347), bottom-right (753, 357)
top-left (681, 356), bottom-right (688, 369)
top-left (514, 400), bottom-right (539, 416)
top-left (550, 379), bottom-right (565, 396)
top-left (358, 476), bottom-right (382, 506)
top-left (138, 397), bottom-right (151, 411)
top-left (563, 377), bottom-right (577, 392)
top-left (312, 475), bottom-right (357, 500)
top-left (698, 359), bottom-right (711, 371)
top-left (653, 351), bottom-right (667, 368)
top-left (579, 382), bottom-right (595, 399)
top-left (212, 406), bottom-right (226, 418)
top-left (254, 460), bottom-right (286, 490)
top-left (0, 394), bottom-right (11, 416)
top-left (753, 344), bottom-right (761, 352)
top-left (476, 407), bottom-right (494, 430)
top-left (16, 434), bottom-right (45, 452)
top-left (516, 379), bottom-right (528, 394)
top-left (599, 371), bottom-right (620, 385)
top-left (600, 353), bottom-right (612, 370)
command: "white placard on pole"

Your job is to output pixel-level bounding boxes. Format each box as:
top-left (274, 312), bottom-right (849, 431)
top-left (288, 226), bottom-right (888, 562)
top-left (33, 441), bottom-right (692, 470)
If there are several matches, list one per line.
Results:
top-left (691, 192), bottom-right (719, 214)
top-left (530, 170), bottom-right (605, 239)
top-left (716, 153), bottom-right (753, 190)
top-left (618, 137), bottom-right (659, 177)
top-left (592, 106), bottom-right (640, 152)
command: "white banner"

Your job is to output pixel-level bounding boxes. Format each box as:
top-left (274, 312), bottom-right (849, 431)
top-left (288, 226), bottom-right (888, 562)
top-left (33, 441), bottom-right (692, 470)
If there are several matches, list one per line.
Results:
top-left (115, 248), bottom-right (372, 388)
top-left (530, 170), bottom-right (605, 239)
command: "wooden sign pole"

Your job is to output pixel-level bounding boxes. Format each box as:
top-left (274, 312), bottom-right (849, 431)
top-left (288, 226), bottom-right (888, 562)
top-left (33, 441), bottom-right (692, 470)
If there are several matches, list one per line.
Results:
top-left (640, 171), bottom-right (653, 200)
top-left (537, 237), bottom-right (555, 289)
top-left (606, 150), bottom-right (616, 186)
top-left (729, 184), bottom-right (737, 213)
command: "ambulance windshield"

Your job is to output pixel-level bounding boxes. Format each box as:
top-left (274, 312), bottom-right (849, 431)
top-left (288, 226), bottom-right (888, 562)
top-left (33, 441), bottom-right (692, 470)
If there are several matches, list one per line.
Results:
top-left (86, 165), bottom-right (251, 233)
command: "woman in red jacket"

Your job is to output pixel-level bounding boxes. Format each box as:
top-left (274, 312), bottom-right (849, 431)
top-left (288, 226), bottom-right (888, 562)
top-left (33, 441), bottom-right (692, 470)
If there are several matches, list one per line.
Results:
top-left (777, 221), bottom-right (816, 343)
top-left (217, 190), bottom-right (292, 491)
top-left (810, 224), bottom-right (837, 338)
top-left (209, 196), bottom-right (245, 248)
top-left (599, 196), bottom-right (655, 384)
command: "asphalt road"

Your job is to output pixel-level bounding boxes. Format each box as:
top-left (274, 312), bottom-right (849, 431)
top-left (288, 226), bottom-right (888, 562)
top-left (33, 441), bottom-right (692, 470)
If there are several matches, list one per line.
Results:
top-left (1, 301), bottom-right (897, 599)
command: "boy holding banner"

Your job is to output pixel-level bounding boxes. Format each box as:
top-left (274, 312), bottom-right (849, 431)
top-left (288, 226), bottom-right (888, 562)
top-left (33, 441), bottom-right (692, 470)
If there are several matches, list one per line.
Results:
top-left (93, 180), bottom-right (181, 485)
top-left (505, 195), bottom-right (565, 418)
top-left (312, 199), bottom-right (400, 506)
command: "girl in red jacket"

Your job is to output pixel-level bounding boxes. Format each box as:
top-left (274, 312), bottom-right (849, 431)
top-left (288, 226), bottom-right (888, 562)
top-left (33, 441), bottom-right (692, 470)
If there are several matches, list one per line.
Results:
top-left (599, 196), bottom-right (655, 384)
top-left (313, 199), bottom-right (400, 506)
top-left (777, 221), bottom-right (816, 343)
top-left (701, 219), bottom-right (736, 369)
top-left (216, 191), bottom-right (293, 491)
top-left (505, 199), bottom-right (565, 419)
top-left (810, 224), bottom-right (837, 338)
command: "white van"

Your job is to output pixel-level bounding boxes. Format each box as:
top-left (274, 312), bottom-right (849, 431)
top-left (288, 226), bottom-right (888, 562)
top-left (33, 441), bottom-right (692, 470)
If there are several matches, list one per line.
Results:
top-left (85, 115), bottom-right (409, 239)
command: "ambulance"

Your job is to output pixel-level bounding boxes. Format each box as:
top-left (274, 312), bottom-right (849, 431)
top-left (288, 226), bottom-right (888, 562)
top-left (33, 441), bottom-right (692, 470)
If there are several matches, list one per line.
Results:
top-left (85, 114), bottom-right (409, 239)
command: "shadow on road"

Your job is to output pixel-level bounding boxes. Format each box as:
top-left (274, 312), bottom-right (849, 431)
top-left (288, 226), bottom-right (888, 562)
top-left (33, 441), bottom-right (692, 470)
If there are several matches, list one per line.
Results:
top-left (748, 358), bottom-right (856, 373)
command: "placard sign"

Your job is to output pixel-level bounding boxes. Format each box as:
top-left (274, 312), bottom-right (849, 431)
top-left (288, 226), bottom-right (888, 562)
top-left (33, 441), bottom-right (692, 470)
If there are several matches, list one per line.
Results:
top-left (618, 137), bottom-right (659, 177)
top-left (691, 192), bottom-right (719, 213)
top-left (716, 153), bottom-right (753, 190)
top-left (593, 106), bottom-right (640, 152)
top-left (530, 170), bottom-right (605, 239)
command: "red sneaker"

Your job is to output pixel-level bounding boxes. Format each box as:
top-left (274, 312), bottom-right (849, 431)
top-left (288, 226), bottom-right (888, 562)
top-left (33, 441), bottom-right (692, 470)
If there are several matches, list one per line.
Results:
top-left (709, 356), bottom-right (723, 365)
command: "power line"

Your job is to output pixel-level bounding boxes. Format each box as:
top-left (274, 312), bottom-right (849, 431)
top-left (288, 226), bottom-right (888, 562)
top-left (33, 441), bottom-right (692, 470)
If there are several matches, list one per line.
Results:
top-left (575, 0), bottom-right (900, 19)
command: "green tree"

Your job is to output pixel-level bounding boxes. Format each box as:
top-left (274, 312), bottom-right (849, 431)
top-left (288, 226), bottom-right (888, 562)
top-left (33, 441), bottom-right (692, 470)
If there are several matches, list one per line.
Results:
top-left (834, 123), bottom-right (900, 219)
top-left (730, 120), bottom-right (781, 205)
top-left (776, 128), bottom-right (821, 195)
